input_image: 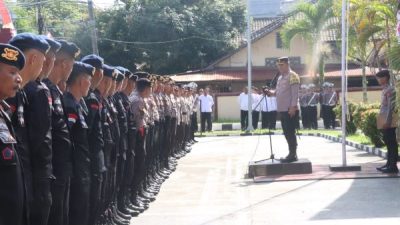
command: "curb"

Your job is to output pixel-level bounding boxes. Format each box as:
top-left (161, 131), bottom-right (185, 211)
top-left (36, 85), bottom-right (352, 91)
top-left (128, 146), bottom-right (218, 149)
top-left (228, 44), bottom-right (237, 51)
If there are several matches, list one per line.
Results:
top-left (196, 132), bottom-right (388, 159)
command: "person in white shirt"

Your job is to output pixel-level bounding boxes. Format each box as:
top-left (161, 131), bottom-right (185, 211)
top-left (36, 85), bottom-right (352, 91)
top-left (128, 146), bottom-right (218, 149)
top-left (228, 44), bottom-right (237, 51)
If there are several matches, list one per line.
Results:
top-left (251, 87), bottom-right (262, 129)
top-left (238, 87), bottom-right (249, 130)
top-left (199, 87), bottom-right (214, 132)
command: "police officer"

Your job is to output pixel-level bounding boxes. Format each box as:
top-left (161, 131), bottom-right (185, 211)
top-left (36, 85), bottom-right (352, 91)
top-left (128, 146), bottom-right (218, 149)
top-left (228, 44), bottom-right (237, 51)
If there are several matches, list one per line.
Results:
top-left (64, 62), bottom-right (94, 225)
top-left (306, 83), bottom-right (319, 130)
top-left (266, 57), bottom-right (300, 163)
top-left (45, 40), bottom-right (80, 225)
top-left (7, 33), bottom-right (51, 225)
top-left (375, 70), bottom-right (399, 174)
top-left (321, 82), bottom-right (337, 129)
top-left (299, 84), bottom-right (309, 129)
top-left (0, 43), bottom-right (27, 225)
top-left (128, 77), bottom-right (152, 211)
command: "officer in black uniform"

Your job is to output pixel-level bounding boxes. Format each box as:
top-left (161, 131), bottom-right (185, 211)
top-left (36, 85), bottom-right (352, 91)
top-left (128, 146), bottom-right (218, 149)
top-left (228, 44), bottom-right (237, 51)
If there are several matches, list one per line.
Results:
top-left (64, 62), bottom-right (94, 225)
top-left (0, 43), bottom-right (27, 225)
top-left (45, 40), bottom-right (80, 225)
top-left (7, 33), bottom-right (51, 225)
top-left (81, 54), bottom-right (107, 225)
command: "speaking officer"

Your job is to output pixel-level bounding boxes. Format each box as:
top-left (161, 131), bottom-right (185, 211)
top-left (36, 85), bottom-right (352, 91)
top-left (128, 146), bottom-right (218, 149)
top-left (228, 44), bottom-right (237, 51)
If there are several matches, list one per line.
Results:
top-left (7, 33), bottom-right (50, 225)
top-left (45, 40), bottom-right (80, 225)
top-left (81, 54), bottom-right (107, 225)
top-left (376, 70), bottom-right (399, 174)
top-left (0, 43), bottom-right (27, 225)
top-left (266, 57), bottom-right (300, 163)
top-left (64, 62), bottom-right (94, 225)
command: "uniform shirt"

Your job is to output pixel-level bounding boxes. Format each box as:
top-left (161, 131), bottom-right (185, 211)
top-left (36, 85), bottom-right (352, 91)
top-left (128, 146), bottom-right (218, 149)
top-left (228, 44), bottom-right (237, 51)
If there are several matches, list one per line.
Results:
top-left (43, 78), bottom-right (73, 177)
top-left (129, 91), bottom-right (148, 128)
top-left (307, 92), bottom-right (319, 106)
top-left (262, 96), bottom-right (277, 112)
top-left (322, 91), bottom-right (337, 106)
top-left (170, 94), bottom-right (178, 118)
top-left (199, 94), bottom-right (214, 113)
top-left (24, 80), bottom-right (53, 179)
top-left (299, 92), bottom-right (308, 107)
top-left (275, 71), bottom-right (300, 112)
top-left (380, 84), bottom-right (396, 125)
top-left (63, 92), bottom-right (91, 180)
top-left (0, 101), bottom-right (26, 225)
top-left (192, 94), bottom-right (199, 113)
top-left (238, 92), bottom-right (248, 111)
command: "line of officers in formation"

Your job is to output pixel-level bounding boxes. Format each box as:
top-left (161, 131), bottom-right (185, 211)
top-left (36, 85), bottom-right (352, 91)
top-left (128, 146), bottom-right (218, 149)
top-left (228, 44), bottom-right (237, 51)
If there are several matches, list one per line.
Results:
top-left (0, 33), bottom-right (200, 225)
top-left (299, 82), bottom-right (338, 130)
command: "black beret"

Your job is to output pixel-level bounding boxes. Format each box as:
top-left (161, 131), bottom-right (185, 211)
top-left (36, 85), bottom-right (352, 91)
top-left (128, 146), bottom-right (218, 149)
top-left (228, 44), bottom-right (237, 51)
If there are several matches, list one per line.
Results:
top-left (9, 33), bottom-right (50, 55)
top-left (103, 64), bottom-right (116, 79)
top-left (0, 44), bottom-right (25, 70)
top-left (57, 40), bottom-right (80, 59)
top-left (277, 56), bottom-right (289, 65)
top-left (40, 36), bottom-right (61, 53)
top-left (129, 75), bottom-right (138, 81)
top-left (81, 54), bottom-right (104, 69)
top-left (134, 71), bottom-right (149, 79)
top-left (376, 70), bottom-right (390, 78)
top-left (136, 78), bottom-right (152, 89)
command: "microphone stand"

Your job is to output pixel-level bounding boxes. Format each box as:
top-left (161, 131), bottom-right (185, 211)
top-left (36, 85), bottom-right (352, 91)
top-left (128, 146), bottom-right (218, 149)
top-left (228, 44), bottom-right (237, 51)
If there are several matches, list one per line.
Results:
top-left (254, 73), bottom-right (280, 163)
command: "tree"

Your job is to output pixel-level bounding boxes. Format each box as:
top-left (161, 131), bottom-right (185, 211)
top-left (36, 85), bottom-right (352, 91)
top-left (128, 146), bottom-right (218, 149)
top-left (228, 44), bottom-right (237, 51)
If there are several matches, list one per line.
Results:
top-left (341, 0), bottom-right (396, 102)
top-left (73, 0), bottom-right (246, 74)
top-left (281, 0), bottom-right (335, 87)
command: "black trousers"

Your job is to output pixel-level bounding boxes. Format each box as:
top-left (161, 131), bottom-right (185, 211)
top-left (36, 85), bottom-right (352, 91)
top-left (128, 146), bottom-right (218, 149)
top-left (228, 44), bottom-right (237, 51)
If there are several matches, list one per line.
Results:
top-left (322, 105), bottom-right (336, 129)
top-left (48, 177), bottom-right (70, 225)
top-left (201, 112), bottom-right (212, 132)
top-left (131, 130), bottom-right (147, 200)
top-left (88, 173), bottom-right (102, 225)
top-left (240, 110), bottom-right (248, 130)
top-left (280, 111), bottom-right (299, 155)
top-left (381, 128), bottom-right (399, 168)
top-left (307, 106), bottom-right (318, 129)
top-left (69, 176), bottom-right (90, 225)
top-left (262, 111), bottom-right (277, 129)
top-left (252, 111), bottom-right (260, 129)
top-left (300, 106), bottom-right (309, 129)
top-left (31, 178), bottom-right (52, 225)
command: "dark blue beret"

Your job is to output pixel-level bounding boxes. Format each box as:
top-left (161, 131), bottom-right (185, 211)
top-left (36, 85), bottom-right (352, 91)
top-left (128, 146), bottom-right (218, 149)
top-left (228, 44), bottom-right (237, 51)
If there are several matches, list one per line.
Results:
top-left (0, 44), bottom-right (25, 70)
top-left (134, 71), bottom-right (149, 79)
top-left (115, 71), bottom-right (125, 82)
top-left (9, 33), bottom-right (50, 55)
top-left (40, 36), bottom-right (61, 53)
top-left (57, 40), bottom-right (80, 59)
top-left (136, 78), bottom-right (152, 89)
top-left (81, 54), bottom-right (104, 69)
top-left (103, 64), bottom-right (116, 79)
top-left (67, 62), bottom-right (94, 85)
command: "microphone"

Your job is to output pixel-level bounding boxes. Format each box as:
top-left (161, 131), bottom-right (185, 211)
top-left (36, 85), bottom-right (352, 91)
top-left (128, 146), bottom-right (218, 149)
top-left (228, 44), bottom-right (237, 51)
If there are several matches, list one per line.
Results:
top-left (268, 71), bottom-right (280, 88)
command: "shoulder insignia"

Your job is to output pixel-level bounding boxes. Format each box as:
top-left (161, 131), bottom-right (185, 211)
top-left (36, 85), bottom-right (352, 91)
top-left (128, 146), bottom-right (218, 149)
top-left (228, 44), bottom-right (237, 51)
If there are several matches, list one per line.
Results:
top-left (90, 103), bottom-right (99, 110)
top-left (289, 72), bottom-right (300, 85)
top-left (68, 113), bottom-right (78, 124)
top-left (2, 147), bottom-right (14, 160)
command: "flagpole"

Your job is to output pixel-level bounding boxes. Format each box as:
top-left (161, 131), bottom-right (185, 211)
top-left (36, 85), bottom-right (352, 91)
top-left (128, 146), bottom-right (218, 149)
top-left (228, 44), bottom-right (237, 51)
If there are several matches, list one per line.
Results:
top-left (246, 0), bottom-right (254, 132)
top-left (341, 0), bottom-right (347, 167)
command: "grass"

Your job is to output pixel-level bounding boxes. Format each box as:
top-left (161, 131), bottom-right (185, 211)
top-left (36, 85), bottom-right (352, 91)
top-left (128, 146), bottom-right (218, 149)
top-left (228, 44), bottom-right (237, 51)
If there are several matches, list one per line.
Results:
top-left (195, 129), bottom-right (378, 148)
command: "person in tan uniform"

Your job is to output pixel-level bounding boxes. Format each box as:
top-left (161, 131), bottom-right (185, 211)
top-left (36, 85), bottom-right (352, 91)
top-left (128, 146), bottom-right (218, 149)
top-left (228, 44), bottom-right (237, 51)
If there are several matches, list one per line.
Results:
top-left (266, 57), bottom-right (300, 163)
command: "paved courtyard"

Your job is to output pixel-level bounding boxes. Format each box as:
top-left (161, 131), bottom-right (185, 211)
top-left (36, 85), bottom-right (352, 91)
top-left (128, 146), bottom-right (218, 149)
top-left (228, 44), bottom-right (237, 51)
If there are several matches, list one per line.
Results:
top-left (132, 135), bottom-right (400, 225)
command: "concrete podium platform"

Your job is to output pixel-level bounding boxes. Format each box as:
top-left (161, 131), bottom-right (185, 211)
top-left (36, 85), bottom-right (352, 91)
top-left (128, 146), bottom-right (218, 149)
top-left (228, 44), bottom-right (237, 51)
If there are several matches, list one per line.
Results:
top-left (248, 159), bottom-right (312, 178)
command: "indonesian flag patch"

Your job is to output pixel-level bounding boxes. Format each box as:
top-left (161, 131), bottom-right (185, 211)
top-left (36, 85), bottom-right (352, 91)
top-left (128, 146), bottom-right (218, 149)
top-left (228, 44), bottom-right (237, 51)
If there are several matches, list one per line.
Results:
top-left (68, 113), bottom-right (78, 124)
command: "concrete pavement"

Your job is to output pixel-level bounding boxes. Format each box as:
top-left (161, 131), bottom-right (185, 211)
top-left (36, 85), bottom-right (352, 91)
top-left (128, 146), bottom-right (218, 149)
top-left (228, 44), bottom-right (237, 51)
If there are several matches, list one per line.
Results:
top-left (131, 135), bottom-right (400, 225)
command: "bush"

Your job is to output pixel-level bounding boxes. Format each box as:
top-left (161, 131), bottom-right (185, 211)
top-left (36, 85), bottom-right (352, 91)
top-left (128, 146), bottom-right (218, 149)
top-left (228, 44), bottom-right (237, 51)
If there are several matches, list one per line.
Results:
top-left (353, 103), bottom-right (380, 128)
top-left (334, 102), bottom-right (357, 135)
top-left (359, 108), bottom-right (384, 147)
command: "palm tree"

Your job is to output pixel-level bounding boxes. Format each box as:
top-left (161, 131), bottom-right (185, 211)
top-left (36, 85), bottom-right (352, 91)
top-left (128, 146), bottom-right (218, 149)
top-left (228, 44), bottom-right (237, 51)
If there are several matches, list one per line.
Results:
top-left (347, 0), bottom-right (396, 103)
top-left (281, 0), bottom-right (335, 86)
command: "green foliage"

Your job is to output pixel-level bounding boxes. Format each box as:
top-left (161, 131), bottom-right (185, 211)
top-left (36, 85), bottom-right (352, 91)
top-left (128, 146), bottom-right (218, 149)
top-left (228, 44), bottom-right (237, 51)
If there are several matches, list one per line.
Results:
top-left (73, 0), bottom-right (246, 74)
top-left (333, 102), bottom-right (357, 135)
top-left (359, 108), bottom-right (384, 147)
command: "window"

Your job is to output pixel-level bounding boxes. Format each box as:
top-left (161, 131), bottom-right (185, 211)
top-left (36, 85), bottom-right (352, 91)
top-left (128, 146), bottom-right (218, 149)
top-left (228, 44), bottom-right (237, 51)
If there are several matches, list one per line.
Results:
top-left (276, 32), bottom-right (283, 49)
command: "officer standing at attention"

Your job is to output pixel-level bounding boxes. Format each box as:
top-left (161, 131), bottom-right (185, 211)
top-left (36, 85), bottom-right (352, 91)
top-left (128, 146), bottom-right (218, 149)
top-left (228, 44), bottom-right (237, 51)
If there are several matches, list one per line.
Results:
top-left (7, 33), bottom-right (50, 225)
top-left (64, 62), bottom-right (94, 225)
top-left (0, 43), bottom-right (27, 225)
top-left (375, 70), bottom-right (399, 174)
top-left (299, 84), bottom-right (309, 129)
top-left (45, 40), bottom-right (80, 225)
top-left (307, 83), bottom-right (319, 130)
top-left (266, 57), bottom-right (300, 163)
